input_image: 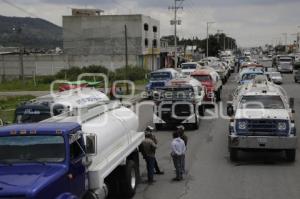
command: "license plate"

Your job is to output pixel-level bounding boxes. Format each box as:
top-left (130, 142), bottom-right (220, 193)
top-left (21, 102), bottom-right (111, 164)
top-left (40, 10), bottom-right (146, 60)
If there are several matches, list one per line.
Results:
top-left (257, 137), bottom-right (267, 143)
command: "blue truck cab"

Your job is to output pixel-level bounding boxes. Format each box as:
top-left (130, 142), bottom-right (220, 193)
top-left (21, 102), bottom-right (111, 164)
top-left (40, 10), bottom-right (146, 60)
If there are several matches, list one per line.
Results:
top-left (145, 68), bottom-right (180, 98)
top-left (238, 68), bottom-right (264, 85)
top-left (0, 122), bottom-right (88, 199)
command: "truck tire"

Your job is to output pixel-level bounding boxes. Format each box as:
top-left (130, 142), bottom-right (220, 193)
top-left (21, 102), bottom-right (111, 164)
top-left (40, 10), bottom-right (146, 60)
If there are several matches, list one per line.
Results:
top-left (286, 149), bottom-right (296, 162)
top-left (155, 124), bottom-right (163, 131)
top-left (83, 191), bottom-right (98, 199)
top-left (229, 148), bottom-right (238, 162)
top-left (120, 160), bottom-right (138, 198)
top-left (216, 89), bottom-right (221, 102)
top-left (199, 105), bottom-right (205, 116)
top-left (193, 117), bottom-right (200, 130)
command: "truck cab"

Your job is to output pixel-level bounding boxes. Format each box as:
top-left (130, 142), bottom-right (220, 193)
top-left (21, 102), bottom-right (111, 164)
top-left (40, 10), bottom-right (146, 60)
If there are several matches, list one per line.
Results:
top-left (153, 77), bottom-right (205, 130)
top-left (14, 88), bottom-right (110, 124)
top-left (145, 68), bottom-right (180, 98)
top-left (238, 68), bottom-right (264, 85)
top-left (180, 62), bottom-right (201, 76)
top-left (191, 69), bottom-right (223, 103)
top-left (0, 122), bottom-right (87, 199)
top-left (227, 76), bottom-right (297, 161)
top-left (277, 56), bottom-right (294, 73)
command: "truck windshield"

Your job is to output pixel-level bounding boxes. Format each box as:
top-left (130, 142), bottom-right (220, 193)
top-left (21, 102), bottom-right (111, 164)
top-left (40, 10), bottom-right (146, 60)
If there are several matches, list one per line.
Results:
top-left (15, 113), bottom-right (51, 123)
top-left (242, 73), bottom-right (261, 81)
top-left (193, 75), bottom-right (211, 82)
top-left (239, 95), bottom-right (285, 109)
top-left (0, 135), bottom-right (65, 163)
top-left (160, 87), bottom-right (194, 100)
top-left (181, 64), bottom-right (197, 69)
top-left (150, 72), bottom-right (171, 80)
top-left (279, 59), bottom-right (292, 62)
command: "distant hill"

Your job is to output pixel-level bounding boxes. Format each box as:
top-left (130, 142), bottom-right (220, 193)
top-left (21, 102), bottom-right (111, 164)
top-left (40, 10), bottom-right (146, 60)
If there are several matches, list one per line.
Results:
top-left (0, 15), bottom-right (62, 49)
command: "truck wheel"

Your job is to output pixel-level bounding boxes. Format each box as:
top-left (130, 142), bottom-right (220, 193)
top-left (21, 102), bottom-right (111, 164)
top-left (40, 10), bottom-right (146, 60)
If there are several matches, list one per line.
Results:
top-left (216, 89), bottom-right (221, 102)
top-left (229, 148), bottom-right (238, 162)
top-left (155, 124), bottom-right (163, 131)
top-left (83, 191), bottom-right (98, 199)
top-left (193, 117), bottom-right (200, 130)
top-left (286, 149), bottom-right (296, 162)
top-left (199, 105), bottom-right (205, 116)
top-left (120, 160), bottom-right (138, 198)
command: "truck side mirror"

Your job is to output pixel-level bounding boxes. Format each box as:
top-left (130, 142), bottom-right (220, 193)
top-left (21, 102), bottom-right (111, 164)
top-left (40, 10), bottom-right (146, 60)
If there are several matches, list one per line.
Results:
top-left (227, 102), bottom-right (234, 116)
top-left (85, 134), bottom-right (97, 155)
top-left (289, 98), bottom-right (295, 110)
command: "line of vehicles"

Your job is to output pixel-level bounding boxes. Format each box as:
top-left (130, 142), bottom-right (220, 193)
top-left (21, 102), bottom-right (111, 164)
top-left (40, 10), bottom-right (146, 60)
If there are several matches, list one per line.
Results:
top-left (146, 53), bottom-right (235, 130)
top-left (0, 49), bottom-right (298, 198)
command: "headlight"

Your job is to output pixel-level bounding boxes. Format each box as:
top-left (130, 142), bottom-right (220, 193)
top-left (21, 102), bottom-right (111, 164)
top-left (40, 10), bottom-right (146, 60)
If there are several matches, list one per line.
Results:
top-left (278, 122), bottom-right (287, 131)
top-left (238, 121), bottom-right (247, 130)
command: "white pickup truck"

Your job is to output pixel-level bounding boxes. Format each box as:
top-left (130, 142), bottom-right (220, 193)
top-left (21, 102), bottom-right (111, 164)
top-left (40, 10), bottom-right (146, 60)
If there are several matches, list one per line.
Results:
top-left (227, 76), bottom-right (297, 162)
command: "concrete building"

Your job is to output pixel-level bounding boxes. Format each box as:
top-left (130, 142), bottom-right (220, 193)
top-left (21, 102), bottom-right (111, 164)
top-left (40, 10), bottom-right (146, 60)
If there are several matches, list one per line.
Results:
top-left (63, 10), bottom-right (160, 70)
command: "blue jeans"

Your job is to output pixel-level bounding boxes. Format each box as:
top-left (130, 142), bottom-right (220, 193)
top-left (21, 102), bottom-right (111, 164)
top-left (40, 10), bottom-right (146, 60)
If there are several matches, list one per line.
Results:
top-left (145, 156), bottom-right (155, 181)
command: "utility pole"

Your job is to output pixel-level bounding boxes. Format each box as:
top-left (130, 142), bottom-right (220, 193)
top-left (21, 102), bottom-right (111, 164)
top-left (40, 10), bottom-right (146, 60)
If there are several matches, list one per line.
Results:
top-left (13, 26), bottom-right (24, 83)
top-left (169, 0), bottom-right (184, 68)
top-left (297, 26), bottom-right (300, 52)
top-left (124, 24), bottom-right (129, 93)
top-left (217, 29), bottom-right (223, 51)
top-left (282, 33), bottom-right (288, 46)
top-left (206, 21), bottom-right (215, 57)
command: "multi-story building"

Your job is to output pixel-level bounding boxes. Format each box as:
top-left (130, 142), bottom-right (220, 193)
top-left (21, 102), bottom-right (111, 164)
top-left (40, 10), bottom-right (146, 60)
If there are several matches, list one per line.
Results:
top-left (63, 9), bottom-right (160, 70)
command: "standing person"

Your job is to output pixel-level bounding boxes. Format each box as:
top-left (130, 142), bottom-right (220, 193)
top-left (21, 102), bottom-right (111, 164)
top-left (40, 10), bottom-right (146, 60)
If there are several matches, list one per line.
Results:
top-left (116, 87), bottom-right (123, 102)
top-left (177, 125), bottom-right (187, 174)
top-left (145, 126), bottom-right (164, 175)
top-left (140, 132), bottom-right (157, 184)
top-left (171, 131), bottom-right (186, 181)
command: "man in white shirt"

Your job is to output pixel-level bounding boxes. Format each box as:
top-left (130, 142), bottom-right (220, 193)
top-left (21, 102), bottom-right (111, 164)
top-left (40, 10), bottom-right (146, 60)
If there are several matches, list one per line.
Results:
top-left (171, 131), bottom-right (186, 181)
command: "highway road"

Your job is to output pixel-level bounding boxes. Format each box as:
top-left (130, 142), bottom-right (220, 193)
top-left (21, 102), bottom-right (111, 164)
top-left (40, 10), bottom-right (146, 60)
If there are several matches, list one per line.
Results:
top-left (133, 73), bottom-right (300, 199)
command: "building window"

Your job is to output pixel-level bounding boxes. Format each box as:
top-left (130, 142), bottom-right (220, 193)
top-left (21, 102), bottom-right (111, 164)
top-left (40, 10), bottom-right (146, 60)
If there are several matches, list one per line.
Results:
top-left (153, 26), bottom-right (158, 33)
top-left (153, 39), bottom-right (157, 48)
top-left (144, 23), bottom-right (149, 31)
top-left (145, 38), bottom-right (149, 47)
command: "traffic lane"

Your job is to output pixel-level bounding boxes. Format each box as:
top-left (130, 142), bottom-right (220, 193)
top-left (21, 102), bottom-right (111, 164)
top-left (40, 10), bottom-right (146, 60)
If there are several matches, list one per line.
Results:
top-left (133, 73), bottom-right (300, 199)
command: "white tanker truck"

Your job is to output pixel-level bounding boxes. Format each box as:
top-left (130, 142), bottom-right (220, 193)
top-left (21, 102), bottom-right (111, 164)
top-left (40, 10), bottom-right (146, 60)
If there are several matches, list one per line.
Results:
top-left (0, 88), bottom-right (145, 199)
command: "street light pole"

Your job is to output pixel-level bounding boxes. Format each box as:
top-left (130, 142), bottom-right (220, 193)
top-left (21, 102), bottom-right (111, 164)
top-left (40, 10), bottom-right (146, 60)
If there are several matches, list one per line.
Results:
top-left (206, 21), bottom-right (215, 57)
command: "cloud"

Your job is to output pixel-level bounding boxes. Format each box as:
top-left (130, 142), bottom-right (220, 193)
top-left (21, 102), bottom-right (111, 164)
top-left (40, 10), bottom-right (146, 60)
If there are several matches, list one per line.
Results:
top-left (0, 0), bottom-right (300, 47)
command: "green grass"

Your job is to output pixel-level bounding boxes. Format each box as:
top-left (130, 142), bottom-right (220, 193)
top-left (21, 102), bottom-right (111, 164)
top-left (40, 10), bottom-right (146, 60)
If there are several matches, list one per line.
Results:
top-left (0, 95), bottom-right (35, 123)
top-left (0, 80), bottom-right (51, 91)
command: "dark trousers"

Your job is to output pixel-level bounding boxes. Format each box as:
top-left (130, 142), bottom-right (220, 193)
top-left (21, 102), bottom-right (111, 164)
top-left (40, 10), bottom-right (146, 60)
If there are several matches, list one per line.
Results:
top-left (154, 158), bottom-right (161, 173)
top-left (172, 154), bottom-right (184, 179)
top-left (145, 156), bottom-right (155, 181)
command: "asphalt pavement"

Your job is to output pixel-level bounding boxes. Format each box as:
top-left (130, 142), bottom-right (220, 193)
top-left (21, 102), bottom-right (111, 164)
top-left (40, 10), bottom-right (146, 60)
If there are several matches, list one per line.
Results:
top-left (133, 72), bottom-right (300, 199)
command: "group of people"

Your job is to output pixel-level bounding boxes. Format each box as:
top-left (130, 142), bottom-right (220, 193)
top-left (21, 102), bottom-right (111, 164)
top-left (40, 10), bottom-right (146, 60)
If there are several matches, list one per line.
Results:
top-left (139, 125), bottom-right (187, 184)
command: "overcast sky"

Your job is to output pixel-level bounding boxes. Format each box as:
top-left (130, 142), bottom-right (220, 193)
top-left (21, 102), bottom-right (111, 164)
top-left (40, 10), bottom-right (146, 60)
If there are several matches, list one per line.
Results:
top-left (0, 0), bottom-right (299, 47)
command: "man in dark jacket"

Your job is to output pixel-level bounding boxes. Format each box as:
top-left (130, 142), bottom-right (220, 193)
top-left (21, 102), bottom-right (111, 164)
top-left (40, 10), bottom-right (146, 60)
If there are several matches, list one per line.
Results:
top-left (140, 132), bottom-right (157, 184)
